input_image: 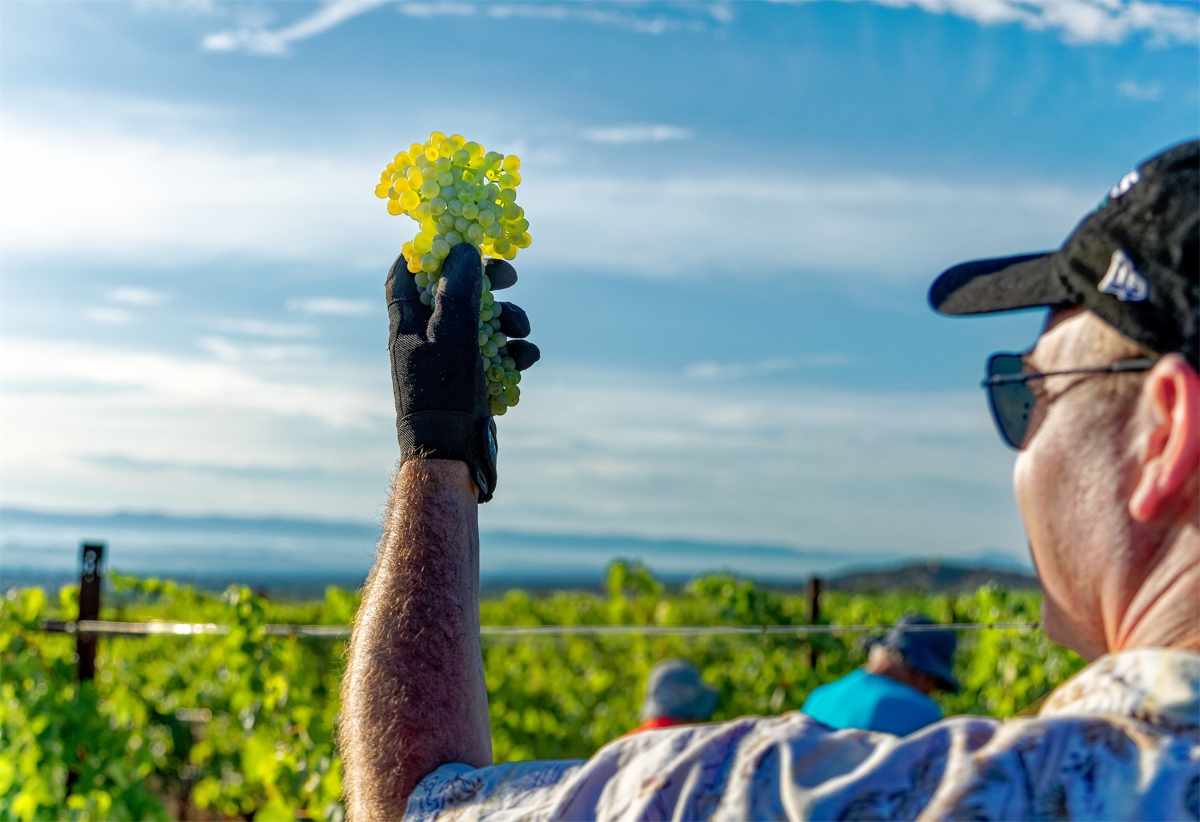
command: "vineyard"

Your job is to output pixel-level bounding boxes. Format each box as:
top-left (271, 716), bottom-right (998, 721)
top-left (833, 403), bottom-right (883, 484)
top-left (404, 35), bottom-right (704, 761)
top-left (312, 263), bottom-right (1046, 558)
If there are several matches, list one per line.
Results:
top-left (1, 562), bottom-right (1085, 821)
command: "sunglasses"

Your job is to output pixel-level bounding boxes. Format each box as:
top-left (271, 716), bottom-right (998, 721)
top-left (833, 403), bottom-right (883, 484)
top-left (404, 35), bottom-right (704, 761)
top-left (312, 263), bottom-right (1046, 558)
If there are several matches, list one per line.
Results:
top-left (982, 353), bottom-right (1159, 450)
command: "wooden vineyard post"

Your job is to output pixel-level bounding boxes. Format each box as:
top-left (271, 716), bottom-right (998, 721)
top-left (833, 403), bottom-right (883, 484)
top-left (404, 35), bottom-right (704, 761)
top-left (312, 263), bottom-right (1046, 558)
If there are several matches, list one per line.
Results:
top-left (77, 542), bottom-right (104, 681)
top-left (807, 576), bottom-right (822, 669)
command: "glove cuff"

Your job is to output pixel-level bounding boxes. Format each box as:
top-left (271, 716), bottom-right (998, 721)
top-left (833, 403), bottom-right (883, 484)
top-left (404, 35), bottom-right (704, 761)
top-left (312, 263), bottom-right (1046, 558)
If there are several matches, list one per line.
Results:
top-left (397, 411), bottom-right (498, 503)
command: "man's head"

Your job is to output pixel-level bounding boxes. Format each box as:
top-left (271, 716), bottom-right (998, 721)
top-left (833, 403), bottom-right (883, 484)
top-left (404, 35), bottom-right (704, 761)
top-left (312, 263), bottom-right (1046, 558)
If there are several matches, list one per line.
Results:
top-left (930, 141), bottom-right (1200, 660)
top-left (865, 614), bottom-right (959, 695)
top-left (640, 658), bottom-right (718, 723)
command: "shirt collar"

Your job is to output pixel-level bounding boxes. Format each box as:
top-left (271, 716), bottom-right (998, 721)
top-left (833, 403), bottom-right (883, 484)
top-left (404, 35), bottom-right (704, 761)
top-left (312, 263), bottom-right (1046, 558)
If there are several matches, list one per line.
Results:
top-left (1039, 648), bottom-right (1200, 734)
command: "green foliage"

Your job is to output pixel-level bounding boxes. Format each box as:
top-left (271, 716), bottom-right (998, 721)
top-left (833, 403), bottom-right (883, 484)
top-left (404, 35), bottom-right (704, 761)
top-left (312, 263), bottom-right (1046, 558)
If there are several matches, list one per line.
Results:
top-left (1, 562), bottom-right (1085, 818)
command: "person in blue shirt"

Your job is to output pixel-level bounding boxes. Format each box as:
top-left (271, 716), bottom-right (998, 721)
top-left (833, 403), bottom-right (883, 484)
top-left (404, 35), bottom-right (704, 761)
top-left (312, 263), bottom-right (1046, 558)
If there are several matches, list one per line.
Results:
top-left (801, 614), bottom-right (957, 736)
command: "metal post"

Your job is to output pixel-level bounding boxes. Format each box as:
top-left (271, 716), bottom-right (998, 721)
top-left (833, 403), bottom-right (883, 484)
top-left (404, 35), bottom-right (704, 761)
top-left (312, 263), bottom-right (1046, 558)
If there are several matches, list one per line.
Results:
top-left (807, 576), bottom-right (822, 669)
top-left (77, 542), bottom-right (104, 681)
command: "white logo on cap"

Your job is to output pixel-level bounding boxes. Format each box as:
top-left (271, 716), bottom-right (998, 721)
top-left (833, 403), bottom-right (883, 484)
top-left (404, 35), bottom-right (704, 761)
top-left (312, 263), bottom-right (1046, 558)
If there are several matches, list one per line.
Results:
top-left (1109, 169), bottom-right (1141, 200)
top-left (1098, 248), bottom-right (1149, 302)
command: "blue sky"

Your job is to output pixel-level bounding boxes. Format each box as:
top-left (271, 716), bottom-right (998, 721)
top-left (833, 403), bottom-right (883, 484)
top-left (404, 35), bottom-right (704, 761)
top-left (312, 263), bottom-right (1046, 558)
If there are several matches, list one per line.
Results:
top-left (2, 0), bottom-right (1197, 573)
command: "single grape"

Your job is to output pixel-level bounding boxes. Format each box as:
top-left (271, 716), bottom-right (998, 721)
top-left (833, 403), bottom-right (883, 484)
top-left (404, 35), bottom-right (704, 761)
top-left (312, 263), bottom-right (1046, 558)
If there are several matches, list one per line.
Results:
top-left (432, 238), bottom-right (450, 259)
top-left (487, 365), bottom-right (504, 382)
top-left (482, 291), bottom-right (494, 306)
top-left (419, 290), bottom-right (433, 305)
top-left (490, 397), bottom-right (508, 416)
top-left (425, 146), bottom-right (440, 161)
top-left (483, 341), bottom-right (499, 358)
top-left (467, 223), bottom-right (485, 243)
top-left (502, 155), bottom-right (520, 172)
top-left (429, 197), bottom-right (447, 216)
top-left (387, 199), bottom-right (403, 215)
top-left (402, 241), bottom-right (416, 259)
top-left (414, 233), bottom-right (433, 254)
top-left (455, 216), bottom-right (470, 233)
top-left (394, 151), bottom-right (412, 168)
top-left (477, 210), bottom-right (496, 227)
top-left (492, 237), bottom-right (511, 254)
top-left (400, 191), bottom-right (420, 210)
top-left (499, 188), bottom-right (516, 204)
top-left (461, 203), bottom-right (479, 220)
top-left (504, 385), bottom-right (520, 404)
top-left (448, 199), bottom-right (464, 217)
top-left (420, 180), bottom-right (441, 199)
top-left (437, 170), bottom-right (453, 186)
top-left (480, 306), bottom-right (494, 322)
top-left (453, 148), bottom-right (471, 166)
top-left (479, 329), bottom-right (491, 347)
top-left (491, 331), bottom-right (508, 347)
top-left (445, 230), bottom-right (463, 246)
top-left (415, 271), bottom-right (430, 289)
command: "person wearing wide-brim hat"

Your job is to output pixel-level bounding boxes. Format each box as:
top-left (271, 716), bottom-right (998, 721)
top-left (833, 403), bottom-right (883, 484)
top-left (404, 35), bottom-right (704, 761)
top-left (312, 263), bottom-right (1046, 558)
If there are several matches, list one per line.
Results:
top-left (801, 614), bottom-right (958, 736)
top-left (624, 658), bottom-right (719, 736)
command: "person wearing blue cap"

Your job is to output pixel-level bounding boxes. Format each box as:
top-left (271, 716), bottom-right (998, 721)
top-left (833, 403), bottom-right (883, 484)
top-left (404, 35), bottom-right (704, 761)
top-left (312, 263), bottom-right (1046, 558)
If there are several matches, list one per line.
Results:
top-left (801, 614), bottom-right (957, 736)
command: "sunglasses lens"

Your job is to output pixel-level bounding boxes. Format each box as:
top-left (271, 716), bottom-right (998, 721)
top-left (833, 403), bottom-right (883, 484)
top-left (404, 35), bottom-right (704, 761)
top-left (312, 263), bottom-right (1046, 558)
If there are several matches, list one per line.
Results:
top-left (986, 354), bottom-right (1035, 449)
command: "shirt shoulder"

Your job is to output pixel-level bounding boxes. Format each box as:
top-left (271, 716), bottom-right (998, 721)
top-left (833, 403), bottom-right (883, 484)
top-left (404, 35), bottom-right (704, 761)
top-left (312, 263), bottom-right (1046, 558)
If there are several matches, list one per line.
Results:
top-left (404, 649), bottom-right (1200, 822)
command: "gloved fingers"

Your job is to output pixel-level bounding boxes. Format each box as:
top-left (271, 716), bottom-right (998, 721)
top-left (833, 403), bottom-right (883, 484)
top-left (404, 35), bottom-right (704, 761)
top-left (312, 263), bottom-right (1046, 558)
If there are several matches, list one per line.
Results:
top-left (484, 258), bottom-right (517, 291)
top-left (387, 255), bottom-right (432, 334)
top-left (506, 339), bottom-right (541, 371)
top-left (496, 302), bottom-right (530, 339)
top-left (439, 244), bottom-right (485, 310)
top-left (387, 254), bottom-right (422, 303)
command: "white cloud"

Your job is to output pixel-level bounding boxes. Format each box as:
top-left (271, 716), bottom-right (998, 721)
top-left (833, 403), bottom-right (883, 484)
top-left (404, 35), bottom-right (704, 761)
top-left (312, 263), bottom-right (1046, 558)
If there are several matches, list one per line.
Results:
top-left (85, 307), bottom-right (134, 325)
top-left (108, 286), bottom-right (168, 306)
top-left (684, 354), bottom-right (851, 379)
top-left (1117, 80), bottom-right (1163, 100)
top-left (485, 366), bottom-right (1027, 558)
top-left (0, 118), bottom-right (1095, 283)
top-left (202, 0), bottom-right (396, 55)
top-left (0, 118), bottom-right (392, 269)
top-left (212, 319), bottom-right (318, 338)
top-left (195, 0), bottom-right (1197, 56)
top-left (580, 125), bottom-right (693, 144)
top-left (0, 336), bottom-right (387, 427)
top-left (286, 297), bottom-right (375, 316)
top-left (779, 0), bottom-right (1198, 44)
top-left (199, 336), bottom-right (326, 363)
top-left (0, 338), bottom-right (1026, 558)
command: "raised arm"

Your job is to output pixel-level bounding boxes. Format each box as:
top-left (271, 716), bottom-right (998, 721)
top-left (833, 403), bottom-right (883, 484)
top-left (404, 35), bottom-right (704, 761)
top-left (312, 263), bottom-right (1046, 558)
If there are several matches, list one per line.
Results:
top-left (339, 245), bottom-right (539, 819)
top-left (340, 458), bottom-right (490, 818)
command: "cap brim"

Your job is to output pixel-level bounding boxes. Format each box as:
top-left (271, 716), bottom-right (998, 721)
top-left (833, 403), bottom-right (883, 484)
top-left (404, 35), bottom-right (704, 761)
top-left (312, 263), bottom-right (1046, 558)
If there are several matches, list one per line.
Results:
top-left (929, 252), bottom-right (1073, 316)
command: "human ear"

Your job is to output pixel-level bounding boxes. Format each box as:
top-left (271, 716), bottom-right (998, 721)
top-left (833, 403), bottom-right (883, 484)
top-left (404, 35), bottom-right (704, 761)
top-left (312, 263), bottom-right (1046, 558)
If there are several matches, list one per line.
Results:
top-left (1129, 356), bottom-right (1200, 522)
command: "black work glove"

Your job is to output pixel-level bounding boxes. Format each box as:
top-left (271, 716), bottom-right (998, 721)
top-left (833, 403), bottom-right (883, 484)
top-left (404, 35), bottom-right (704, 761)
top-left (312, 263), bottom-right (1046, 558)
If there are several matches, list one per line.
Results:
top-left (387, 243), bottom-right (541, 503)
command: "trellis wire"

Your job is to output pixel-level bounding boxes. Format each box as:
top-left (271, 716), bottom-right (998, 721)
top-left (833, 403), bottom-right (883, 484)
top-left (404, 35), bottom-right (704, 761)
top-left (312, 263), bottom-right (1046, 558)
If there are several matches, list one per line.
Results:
top-left (38, 619), bottom-right (1040, 640)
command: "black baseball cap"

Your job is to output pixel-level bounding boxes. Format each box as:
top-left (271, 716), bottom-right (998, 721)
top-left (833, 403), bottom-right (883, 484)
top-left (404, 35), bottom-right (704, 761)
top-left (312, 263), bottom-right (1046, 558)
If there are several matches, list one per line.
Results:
top-left (929, 140), bottom-right (1199, 369)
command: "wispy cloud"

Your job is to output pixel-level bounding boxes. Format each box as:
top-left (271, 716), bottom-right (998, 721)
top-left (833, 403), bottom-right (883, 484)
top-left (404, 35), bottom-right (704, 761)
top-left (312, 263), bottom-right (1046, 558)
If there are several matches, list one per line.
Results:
top-left (202, 0), bottom-right (395, 55)
top-left (580, 124), bottom-right (693, 144)
top-left (212, 319), bottom-right (317, 339)
top-left (286, 297), bottom-right (375, 316)
top-left (684, 354), bottom-right (851, 379)
top-left (108, 286), bottom-right (168, 306)
top-left (1, 118), bottom-right (1094, 282)
top-left (196, 0), bottom-right (1197, 56)
top-left (85, 307), bottom-right (134, 325)
top-left (1117, 80), bottom-right (1163, 101)
top-left (778, 0), bottom-right (1199, 44)
top-left (1, 336), bottom-right (385, 427)
top-left (200, 0), bottom-right (715, 55)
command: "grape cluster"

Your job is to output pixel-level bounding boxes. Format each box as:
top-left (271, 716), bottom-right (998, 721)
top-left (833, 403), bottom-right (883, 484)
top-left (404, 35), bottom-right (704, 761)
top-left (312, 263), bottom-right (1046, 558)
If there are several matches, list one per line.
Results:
top-left (375, 131), bottom-right (531, 415)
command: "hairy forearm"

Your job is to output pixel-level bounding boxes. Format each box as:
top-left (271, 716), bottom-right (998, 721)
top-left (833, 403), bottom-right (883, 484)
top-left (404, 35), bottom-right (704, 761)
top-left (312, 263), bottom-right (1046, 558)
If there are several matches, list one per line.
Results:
top-left (339, 459), bottom-right (492, 820)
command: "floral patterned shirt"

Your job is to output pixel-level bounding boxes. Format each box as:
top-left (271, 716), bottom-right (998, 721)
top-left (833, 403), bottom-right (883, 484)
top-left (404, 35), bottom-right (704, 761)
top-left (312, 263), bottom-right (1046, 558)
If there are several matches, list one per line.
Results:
top-left (404, 648), bottom-right (1200, 821)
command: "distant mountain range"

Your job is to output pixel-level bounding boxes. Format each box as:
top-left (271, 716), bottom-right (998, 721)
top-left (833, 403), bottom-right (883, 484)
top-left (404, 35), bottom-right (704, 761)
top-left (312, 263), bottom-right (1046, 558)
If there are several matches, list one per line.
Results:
top-left (0, 506), bottom-right (1032, 594)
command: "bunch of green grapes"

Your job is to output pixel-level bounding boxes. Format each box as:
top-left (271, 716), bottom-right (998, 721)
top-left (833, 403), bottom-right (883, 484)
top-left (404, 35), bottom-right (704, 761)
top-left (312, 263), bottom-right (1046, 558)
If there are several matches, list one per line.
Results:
top-left (375, 131), bottom-right (531, 415)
